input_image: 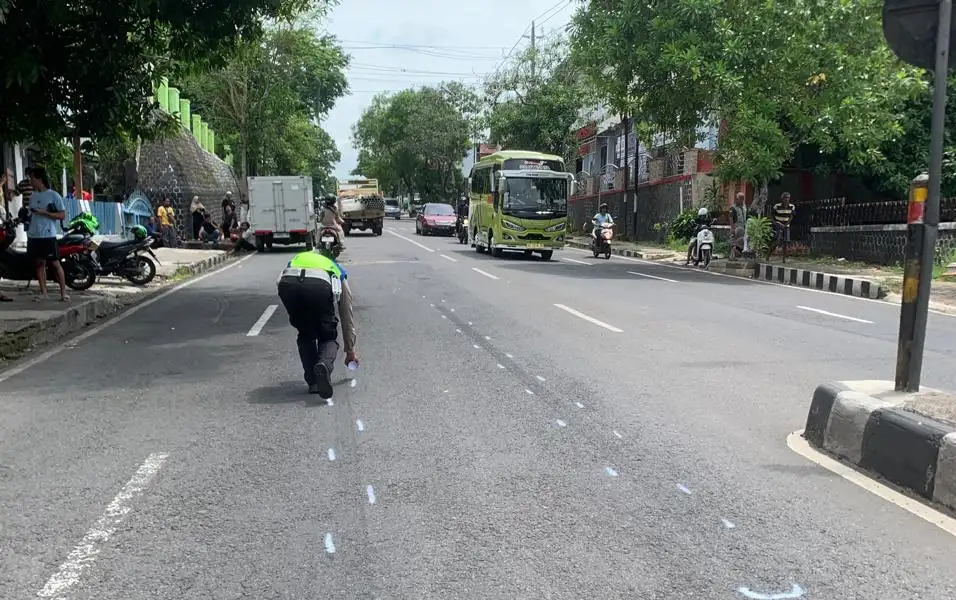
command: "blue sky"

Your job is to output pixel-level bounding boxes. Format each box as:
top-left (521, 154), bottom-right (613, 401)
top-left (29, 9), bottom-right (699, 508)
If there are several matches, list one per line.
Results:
top-left (323, 0), bottom-right (577, 179)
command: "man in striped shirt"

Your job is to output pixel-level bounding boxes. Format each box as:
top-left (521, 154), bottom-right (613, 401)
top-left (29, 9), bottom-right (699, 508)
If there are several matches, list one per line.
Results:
top-left (768, 192), bottom-right (795, 262)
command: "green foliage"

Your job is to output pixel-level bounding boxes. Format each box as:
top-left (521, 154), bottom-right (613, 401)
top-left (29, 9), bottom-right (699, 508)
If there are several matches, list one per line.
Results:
top-left (670, 209), bottom-right (699, 242)
top-left (701, 178), bottom-right (722, 214)
top-left (352, 85), bottom-right (470, 202)
top-left (484, 35), bottom-right (593, 162)
top-left (0, 0), bottom-right (329, 146)
top-left (569, 0), bottom-right (924, 206)
top-left (746, 216), bottom-right (773, 254)
top-left (181, 22), bottom-right (348, 183)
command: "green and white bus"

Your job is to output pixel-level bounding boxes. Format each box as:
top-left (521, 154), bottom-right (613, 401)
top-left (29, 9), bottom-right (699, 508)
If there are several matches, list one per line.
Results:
top-left (468, 150), bottom-right (576, 261)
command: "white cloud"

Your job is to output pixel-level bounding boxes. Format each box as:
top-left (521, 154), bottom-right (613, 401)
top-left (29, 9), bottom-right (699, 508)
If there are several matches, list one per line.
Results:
top-left (323, 0), bottom-right (575, 179)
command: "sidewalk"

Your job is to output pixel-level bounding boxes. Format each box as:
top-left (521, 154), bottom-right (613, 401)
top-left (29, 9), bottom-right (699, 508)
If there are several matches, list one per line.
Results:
top-left (0, 247), bottom-right (231, 359)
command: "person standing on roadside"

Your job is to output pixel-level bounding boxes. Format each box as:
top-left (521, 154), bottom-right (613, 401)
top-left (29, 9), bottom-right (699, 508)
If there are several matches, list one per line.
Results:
top-left (768, 192), bottom-right (795, 262)
top-left (25, 167), bottom-right (68, 302)
top-left (730, 192), bottom-right (746, 259)
top-left (157, 197), bottom-right (178, 248)
top-left (190, 196), bottom-right (206, 240)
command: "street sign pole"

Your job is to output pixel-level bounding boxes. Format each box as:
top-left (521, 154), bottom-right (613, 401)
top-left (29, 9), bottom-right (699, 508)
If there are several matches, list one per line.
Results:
top-left (895, 0), bottom-right (952, 392)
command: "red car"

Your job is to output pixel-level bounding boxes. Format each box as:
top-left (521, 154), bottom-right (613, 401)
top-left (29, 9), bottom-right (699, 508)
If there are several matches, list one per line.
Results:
top-left (415, 203), bottom-right (457, 236)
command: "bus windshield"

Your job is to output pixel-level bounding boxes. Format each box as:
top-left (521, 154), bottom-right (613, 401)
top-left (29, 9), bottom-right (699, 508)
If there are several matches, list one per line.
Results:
top-left (503, 177), bottom-right (568, 217)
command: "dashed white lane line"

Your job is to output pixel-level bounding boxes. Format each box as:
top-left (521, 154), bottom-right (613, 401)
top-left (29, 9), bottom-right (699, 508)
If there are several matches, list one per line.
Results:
top-left (553, 303), bottom-right (624, 333)
top-left (468, 321), bottom-right (473, 326)
top-left (324, 533), bottom-right (336, 554)
top-left (246, 304), bottom-right (278, 336)
top-left (535, 375), bottom-right (546, 382)
top-left (787, 430), bottom-right (956, 537)
top-left (472, 267), bottom-right (500, 280)
top-left (575, 402), bottom-right (584, 409)
top-left (627, 270), bottom-right (678, 283)
top-left (37, 452), bottom-right (169, 598)
top-left (556, 419), bottom-right (567, 428)
top-left (484, 335), bottom-right (491, 340)
top-left (440, 254), bottom-right (458, 262)
top-left (349, 379), bottom-right (357, 388)
top-left (721, 518), bottom-right (736, 529)
top-left (473, 344), bottom-right (481, 349)
top-left (677, 483), bottom-right (693, 495)
top-left (525, 389), bottom-right (535, 395)
top-left (562, 257), bottom-right (591, 265)
top-left (441, 314), bottom-right (448, 320)
top-left (613, 430), bottom-right (623, 439)
top-left (497, 363), bottom-right (506, 369)
top-left (328, 448), bottom-right (336, 461)
top-left (450, 308), bottom-right (455, 312)
top-left (605, 467), bottom-right (619, 477)
top-left (387, 229), bottom-right (434, 252)
top-left (796, 305), bottom-right (874, 324)
top-left (505, 353), bottom-right (513, 359)
top-left (356, 420), bottom-right (365, 432)
top-left (455, 328), bottom-right (462, 333)
top-left (737, 584), bottom-right (805, 599)
top-left (366, 485), bottom-right (377, 505)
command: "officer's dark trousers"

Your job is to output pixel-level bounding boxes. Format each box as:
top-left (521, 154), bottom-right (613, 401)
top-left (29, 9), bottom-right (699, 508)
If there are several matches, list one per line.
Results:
top-left (277, 275), bottom-right (339, 385)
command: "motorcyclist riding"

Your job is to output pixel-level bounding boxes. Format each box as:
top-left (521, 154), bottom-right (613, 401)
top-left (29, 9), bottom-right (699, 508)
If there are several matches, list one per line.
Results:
top-left (685, 207), bottom-right (711, 265)
top-left (591, 203), bottom-right (614, 245)
top-left (456, 196), bottom-right (469, 237)
top-left (276, 247), bottom-right (358, 399)
top-left (318, 195), bottom-right (346, 250)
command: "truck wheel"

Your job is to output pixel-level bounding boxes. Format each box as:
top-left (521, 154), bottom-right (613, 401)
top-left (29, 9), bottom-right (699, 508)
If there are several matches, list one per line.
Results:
top-left (255, 235), bottom-right (265, 252)
top-left (539, 250), bottom-right (554, 261)
top-left (373, 226), bottom-right (383, 236)
top-left (343, 224), bottom-right (351, 237)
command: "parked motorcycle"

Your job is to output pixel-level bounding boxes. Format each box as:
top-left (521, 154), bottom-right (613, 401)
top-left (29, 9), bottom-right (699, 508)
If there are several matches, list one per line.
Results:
top-left (317, 227), bottom-right (343, 259)
top-left (591, 222), bottom-right (614, 259)
top-left (692, 220), bottom-right (716, 268)
top-left (457, 216), bottom-right (469, 244)
top-left (0, 219), bottom-right (97, 291)
top-left (81, 230), bottom-right (159, 286)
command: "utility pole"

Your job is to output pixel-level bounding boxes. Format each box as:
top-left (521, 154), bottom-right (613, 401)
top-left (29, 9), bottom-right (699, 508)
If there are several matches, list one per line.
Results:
top-left (530, 21), bottom-right (536, 80)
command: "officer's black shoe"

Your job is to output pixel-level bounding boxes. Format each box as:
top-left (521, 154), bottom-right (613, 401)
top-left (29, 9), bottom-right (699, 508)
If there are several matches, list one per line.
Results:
top-left (308, 383), bottom-right (321, 394)
top-left (313, 363), bottom-right (333, 399)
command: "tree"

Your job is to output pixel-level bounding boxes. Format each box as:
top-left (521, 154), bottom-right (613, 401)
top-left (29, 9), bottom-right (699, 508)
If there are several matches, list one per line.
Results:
top-left (0, 0), bottom-right (325, 147)
top-left (181, 23), bottom-right (349, 183)
top-left (570, 0), bottom-right (924, 213)
top-left (352, 85), bottom-right (470, 202)
top-left (484, 36), bottom-right (592, 162)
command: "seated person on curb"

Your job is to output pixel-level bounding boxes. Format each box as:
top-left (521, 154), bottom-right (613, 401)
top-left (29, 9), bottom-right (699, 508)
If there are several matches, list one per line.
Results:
top-left (232, 222), bottom-right (257, 254)
top-left (199, 213), bottom-right (222, 243)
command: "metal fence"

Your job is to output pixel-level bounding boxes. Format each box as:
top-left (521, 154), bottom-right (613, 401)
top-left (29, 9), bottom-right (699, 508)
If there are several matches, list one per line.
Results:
top-left (786, 196), bottom-right (956, 242)
top-left (62, 196), bottom-right (156, 237)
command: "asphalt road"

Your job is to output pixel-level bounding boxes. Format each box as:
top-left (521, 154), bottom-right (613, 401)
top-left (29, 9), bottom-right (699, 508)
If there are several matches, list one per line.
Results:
top-left (2, 220), bottom-right (956, 599)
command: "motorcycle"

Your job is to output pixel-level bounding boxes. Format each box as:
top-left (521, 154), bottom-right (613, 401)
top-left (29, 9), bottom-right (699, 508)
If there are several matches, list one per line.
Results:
top-left (81, 235), bottom-right (159, 285)
top-left (457, 216), bottom-right (468, 244)
top-left (692, 220), bottom-right (716, 268)
top-left (0, 219), bottom-right (97, 291)
top-left (317, 227), bottom-right (343, 259)
top-left (591, 222), bottom-right (613, 259)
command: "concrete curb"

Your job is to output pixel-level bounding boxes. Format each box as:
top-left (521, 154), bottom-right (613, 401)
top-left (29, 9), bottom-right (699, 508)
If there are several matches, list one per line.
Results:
top-left (755, 263), bottom-right (884, 299)
top-left (566, 240), bottom-right (676, 260)
top-left (804, 380), bottom-right (956, 510)
top-left (0, 252), bottom-right (232, 360)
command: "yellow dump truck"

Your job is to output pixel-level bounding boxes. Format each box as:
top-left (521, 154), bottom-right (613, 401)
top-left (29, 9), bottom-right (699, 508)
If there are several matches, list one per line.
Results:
top-left (337, 178), bottom-right (386, 236)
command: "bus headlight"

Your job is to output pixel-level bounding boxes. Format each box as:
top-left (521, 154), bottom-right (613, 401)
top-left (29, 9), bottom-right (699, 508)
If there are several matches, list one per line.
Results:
top-left (545, 222), bottom-right (566, 232)
top-left (501, 220), bottom-right (526, 232)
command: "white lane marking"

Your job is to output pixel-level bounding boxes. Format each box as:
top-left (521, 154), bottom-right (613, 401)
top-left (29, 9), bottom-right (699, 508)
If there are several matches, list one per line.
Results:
top-left (796, 305), bottom-right (874, 324)
top-left (441, 314), bottom-right (448, 319)
top-left (721, 518), bottom-right (736, 529)
top-left (472, 267), bottom-right (500, 280)
top-left (356, 420), bottom-right (365, 432)
top-left (324, 533), bottom-right (336, 554)
top-left (450, 308), bottom-right (455, 312)
top-left (37, 452), bottom-right (169, 598)
top-left (497, 363), bottom-right (506, 369)
top-left (441, 254), bottom-right (458, 262)
top-left (575, 402), bottom-right (584, 409)
top-left (627, 270), bottom-right (678, 283)
top-left (349, 379), bottom-right (357, 388)
top-left (737, 584), bottom-right (805, 599)
top-left (553, 303), bottom-right (623, 333)
top-left (0, 253), bottom-right (255, 384)
top-left (525, 389), bottom-right (535, 395)
top-left (328, 448), bottom-right (336, 461)
top-left (562, 257), bottom-right (591, 265)
top-left (677, 484), bottom-right (692, 495)
top-left (605, 467), bottom-right (619, 477)
top-left (556, 419), bottom-right (567, 428)
top-left (468, 321), bottom-right (473, 326)
top-left (505, 353), bottom-right (513, 359)
top-left (787, 430), bottom-right (956, 537)
top-left (613, 430), bottom-right (623, 439)
top-left (387, 229), bottom-right (434, 252)
top-left (535, 375), bottom-right (546, 382)
top-left (473, 344), bottom-right (481, 349)
top-left (484, 335), bottom-right (491, 340)
top-left (366, 485), bottom-right (377, 505)
top-left (441, 299), bottom-right (446, 303)
top-left (246, 304), bottom-right (278, 336)
top-left (430, 303), bottom-right (435, 307)
top-left (455, 329), bottom-right (462, 333)
top-left (443, 390), bottom-right (449, 393)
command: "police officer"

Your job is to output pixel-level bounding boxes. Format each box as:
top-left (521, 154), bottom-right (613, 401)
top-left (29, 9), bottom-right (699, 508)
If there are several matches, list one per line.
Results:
top-left (277, 248), bottom-right (358, 398)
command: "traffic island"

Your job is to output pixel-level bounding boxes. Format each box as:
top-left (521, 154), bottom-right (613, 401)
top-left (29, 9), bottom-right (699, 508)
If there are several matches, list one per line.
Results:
top-left (804, 380), bottom-right (956, 511)
top-left (0, 248), bottom-right (231, 360)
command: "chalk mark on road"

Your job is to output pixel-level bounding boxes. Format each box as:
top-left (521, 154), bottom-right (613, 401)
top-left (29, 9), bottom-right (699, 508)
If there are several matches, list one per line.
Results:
top-left (324, 533), bottom-right (336, 554)
top-left (356, 420), bottom-right (365, 432)
top-left (525, 389), bottom-right (535, 395)
top-left (328, 448), bottom-right (336, 461)
top-left (536, 375), bottom-right (546, 382)
top-left (605, 467), bottom-right (619, 477)
top-left (556, 419), bottom-right (567, 428)
top-left (575, 402), bottom-right (584, 409)
top-left (613, 430), bottom-right (623, 439)
top-left (367, 485), bottom-right (377, 505)
top-left (554, 303), bottom-right (623, 333)
top-left (721, 518), bottom-right (735, 529)
top-left (37, 452), bottom-right (169, 598)
top-left (677, 483), bottom-right (692, 495)
top-left (737, 584), bottom-right (805, 599)
top-left (796, 305), bottom-right (873, 324)
top-left (387, 229), bottom-right (434, 252)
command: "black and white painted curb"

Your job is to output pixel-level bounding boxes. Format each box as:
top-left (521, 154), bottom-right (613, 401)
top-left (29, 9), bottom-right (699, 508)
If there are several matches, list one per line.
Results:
top-left (566, 240), bottom-right (675, 260)
top-left (755, 263), bottom-right (884, 299)
top-left (804, 380), bottom-right (956, 511)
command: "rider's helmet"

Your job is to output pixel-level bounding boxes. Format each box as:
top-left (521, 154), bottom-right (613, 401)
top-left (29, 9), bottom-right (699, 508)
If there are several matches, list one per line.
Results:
top-left (130, 224), bottom-right (148, 240)
top-left (69, 211), bottom-right (99, 235)
top-left (600, 203), bottom-right (609, 211)
top-left (697, 207), bottom-right (709, 218)
top-left (323, 195), bottom-right (337, 207)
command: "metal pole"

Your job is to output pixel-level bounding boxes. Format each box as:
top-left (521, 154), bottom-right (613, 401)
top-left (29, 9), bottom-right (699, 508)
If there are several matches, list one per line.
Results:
top-left (895, 0), bottom-right (951, 392)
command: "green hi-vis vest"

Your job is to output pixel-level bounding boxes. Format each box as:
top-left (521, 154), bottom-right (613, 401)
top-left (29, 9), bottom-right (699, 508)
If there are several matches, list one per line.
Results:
top-left (287, 251), bottom-right (343, 278)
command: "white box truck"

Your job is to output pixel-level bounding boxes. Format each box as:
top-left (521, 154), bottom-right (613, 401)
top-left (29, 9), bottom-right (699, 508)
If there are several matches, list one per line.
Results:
top-left (247, 175), bottom-right (315, 251)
